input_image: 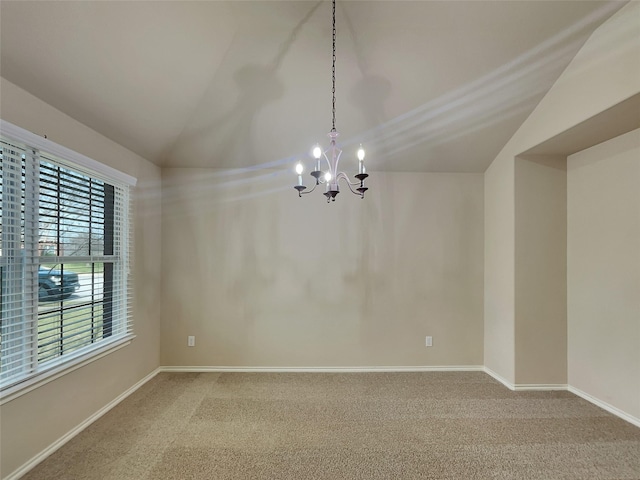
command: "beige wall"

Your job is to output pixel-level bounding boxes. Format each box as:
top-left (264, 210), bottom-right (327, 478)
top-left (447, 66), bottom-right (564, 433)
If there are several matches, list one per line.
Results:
top-left (161, 169), bottom-right (484, 367)
top-left (515, 156), bottom-right (567, 385)
top-left (0, 78), bottom-right (162, 478)
top-left (484, 2), bottom-right (640, 384)
top-left (484, 155), bottom-right (515, 383)
top-left (567, 129), bottom-right (640, 420)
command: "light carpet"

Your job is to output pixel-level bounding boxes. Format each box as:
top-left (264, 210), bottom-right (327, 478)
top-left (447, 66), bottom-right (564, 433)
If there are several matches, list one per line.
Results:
top-left (21, 372), bottom-right (640, 479)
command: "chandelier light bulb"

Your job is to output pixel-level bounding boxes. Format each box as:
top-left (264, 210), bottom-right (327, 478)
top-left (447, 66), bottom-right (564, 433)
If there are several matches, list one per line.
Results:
top-left (312, 145), bottom-right (322, 159)
top-left (357, 146), bottom-right (365, 161)
top-left (324, 172), bottom-right (332, 182)
top-left (295, 162), bottom-right (304, 175)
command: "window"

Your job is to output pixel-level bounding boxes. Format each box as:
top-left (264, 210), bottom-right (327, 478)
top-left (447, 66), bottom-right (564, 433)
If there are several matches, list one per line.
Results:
top-left (0, 122), bottom-right (135, 393)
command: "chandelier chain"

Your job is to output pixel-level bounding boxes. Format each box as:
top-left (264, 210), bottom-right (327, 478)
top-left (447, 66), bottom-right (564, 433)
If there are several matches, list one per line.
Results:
top-left (331, 0), bottom-right (336, 132)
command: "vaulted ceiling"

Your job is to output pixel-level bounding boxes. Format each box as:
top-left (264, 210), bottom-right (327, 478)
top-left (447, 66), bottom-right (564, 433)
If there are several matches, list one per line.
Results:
top-left (0, 1), bottom-right (625, 172)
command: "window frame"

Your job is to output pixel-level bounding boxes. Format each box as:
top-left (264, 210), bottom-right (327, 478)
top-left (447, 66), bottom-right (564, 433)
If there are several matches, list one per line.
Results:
top-left (0, 120), bottom-right (136, 402)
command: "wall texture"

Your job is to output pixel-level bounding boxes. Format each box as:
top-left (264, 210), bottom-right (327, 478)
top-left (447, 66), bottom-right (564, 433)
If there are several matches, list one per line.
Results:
top-left (0, 78), bottom-right (162, 478)
top-left (567, 129), bottom-right (640, 421)
top-left (484, 2), bottom-right (640, 384)
top-left (161, 169), bottom-right (484, 367)
top-left (484, 155), bottom-right (515, 383)
top-left (515, 156), bottom-right (567, 385)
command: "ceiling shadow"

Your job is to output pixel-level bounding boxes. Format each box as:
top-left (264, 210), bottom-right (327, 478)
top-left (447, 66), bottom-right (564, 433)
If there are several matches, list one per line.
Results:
top-left (164, 1), bottom-right (323, 169)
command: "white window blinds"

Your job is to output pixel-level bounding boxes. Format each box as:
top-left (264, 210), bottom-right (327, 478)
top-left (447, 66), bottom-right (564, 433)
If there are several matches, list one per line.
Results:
top-left (0, 125), bottom-right (134, 391)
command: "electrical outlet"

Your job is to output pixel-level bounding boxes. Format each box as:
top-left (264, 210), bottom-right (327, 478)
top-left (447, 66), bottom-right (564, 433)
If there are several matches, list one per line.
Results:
top-left (425, 336), bottom-right (433, 347)
top-left (188, 336), bottom-right (195, 347)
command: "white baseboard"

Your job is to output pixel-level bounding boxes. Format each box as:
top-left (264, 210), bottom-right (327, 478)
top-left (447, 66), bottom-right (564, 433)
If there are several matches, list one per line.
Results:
top-left (160, 365), bottom-right (485, 373)
top-left (6, 368), bottom-right (161, 480)
top-left (483, 367), bottom-right (516, 390)
top-left (512, 383), bottom-right (568, 391)
top-left (568, 385), bottom-right (640, 428)
top-left (484, 367), bottom-right (639, 426)
top-left (483, 367), bottom-right (567, 391)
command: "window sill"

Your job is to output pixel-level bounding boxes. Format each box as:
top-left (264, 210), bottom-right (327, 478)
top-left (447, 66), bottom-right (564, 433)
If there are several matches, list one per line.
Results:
top-left (0, 335), bottom-right (135, 405)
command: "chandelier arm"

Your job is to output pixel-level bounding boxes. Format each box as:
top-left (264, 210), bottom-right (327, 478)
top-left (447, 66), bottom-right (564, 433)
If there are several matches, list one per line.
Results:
top-left (300, 182), bottom-right (319, 195)
top-left (336, 172), bottom-right (361, 186)
top-left (322, 143), bottom-right (342, 180)
top-left (337, 171), bottom-right (368, 199)
top-left (322, 151), bottom-right (332, 173)
top-left (347, 178), bottom-right (363, 186)
top-left (342, 177), bottom-right (365, 196)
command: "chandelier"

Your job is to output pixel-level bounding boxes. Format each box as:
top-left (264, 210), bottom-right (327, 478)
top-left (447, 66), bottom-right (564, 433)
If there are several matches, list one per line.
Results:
top-left (294, 0), bottom-right (369, 202)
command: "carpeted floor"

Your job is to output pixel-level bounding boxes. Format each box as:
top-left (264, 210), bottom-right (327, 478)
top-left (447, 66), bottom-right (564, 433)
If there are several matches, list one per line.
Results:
top-left (22, 372), bottom-right (640, 479)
